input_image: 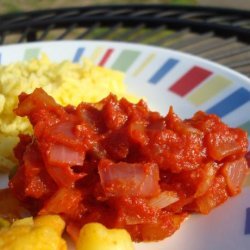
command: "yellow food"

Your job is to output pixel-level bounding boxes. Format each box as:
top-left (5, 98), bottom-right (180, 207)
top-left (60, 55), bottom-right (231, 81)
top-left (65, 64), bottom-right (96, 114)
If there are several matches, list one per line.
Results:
top-left (0, 215), bottom-right (66, 250)
top-left (0, 218), bottom-right (10, 228)
top-left (76, 223), bottom-right (134, 250)
top-left (0, 55), bottom-right (137, 172)
top-left (0, 218), bottom-right (134, 250)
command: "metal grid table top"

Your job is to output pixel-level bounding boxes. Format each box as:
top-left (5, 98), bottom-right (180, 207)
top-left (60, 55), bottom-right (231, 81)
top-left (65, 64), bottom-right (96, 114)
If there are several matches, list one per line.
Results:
top-left (0, 5), bottom-right (249, 76)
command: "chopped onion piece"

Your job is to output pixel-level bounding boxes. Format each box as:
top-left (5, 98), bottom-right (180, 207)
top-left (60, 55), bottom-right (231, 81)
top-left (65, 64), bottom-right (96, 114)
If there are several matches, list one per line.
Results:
top-left (98, 159), bottom-right (160, 197)
top-left (221, 157), bottom-right (249, 195)
top-left (15, 88), bottom-right (62, 117)
top-left (195, 162), bottom-right (217, 198)
top-left (206, 131), bottom-right (244, 161)
top-left (47, 144), bottom-right (84, 167)
top-left (148, 191), bottom-right (179, 209)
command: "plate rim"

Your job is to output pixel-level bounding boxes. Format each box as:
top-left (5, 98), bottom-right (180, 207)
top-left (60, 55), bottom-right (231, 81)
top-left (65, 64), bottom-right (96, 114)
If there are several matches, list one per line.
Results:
top-left (0, 39), bottom-right (249, 85)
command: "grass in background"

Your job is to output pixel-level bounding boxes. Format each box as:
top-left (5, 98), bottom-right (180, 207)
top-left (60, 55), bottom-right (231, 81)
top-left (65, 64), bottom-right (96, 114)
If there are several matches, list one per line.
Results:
top-left (0, 0), bottom-right (197, 14)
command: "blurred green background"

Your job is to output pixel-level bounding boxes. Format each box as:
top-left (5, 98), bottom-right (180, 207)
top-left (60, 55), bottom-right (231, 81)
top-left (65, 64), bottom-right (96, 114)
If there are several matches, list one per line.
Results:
top-left (0, 0), bottom-right (191, 13)
top-left (0, 0), bottom-right (249, 14)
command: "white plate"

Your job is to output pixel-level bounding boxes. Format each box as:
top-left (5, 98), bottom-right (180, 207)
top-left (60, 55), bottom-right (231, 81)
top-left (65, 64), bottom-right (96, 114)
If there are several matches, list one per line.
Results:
top-left (0, 41), bottom-right (249, 250)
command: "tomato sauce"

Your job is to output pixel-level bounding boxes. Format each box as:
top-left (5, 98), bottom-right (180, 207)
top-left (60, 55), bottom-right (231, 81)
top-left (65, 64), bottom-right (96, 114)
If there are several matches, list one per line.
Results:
top-left (9, 88), bottom-right (249, 242)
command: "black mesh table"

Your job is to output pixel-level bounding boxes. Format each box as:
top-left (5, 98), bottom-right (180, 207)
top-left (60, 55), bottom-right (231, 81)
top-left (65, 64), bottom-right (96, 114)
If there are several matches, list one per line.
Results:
top-left (0, 4), bottom-right (250, 76)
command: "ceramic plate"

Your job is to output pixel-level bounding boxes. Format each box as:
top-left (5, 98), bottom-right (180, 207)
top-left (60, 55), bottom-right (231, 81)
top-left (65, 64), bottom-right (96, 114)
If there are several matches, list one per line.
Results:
top-left (0, 41), bottom-right (249, 250)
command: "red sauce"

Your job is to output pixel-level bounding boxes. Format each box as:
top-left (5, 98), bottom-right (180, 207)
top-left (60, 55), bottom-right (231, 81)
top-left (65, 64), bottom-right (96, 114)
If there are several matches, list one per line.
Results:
top-left (9, 88), bottom-right (249, 242)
